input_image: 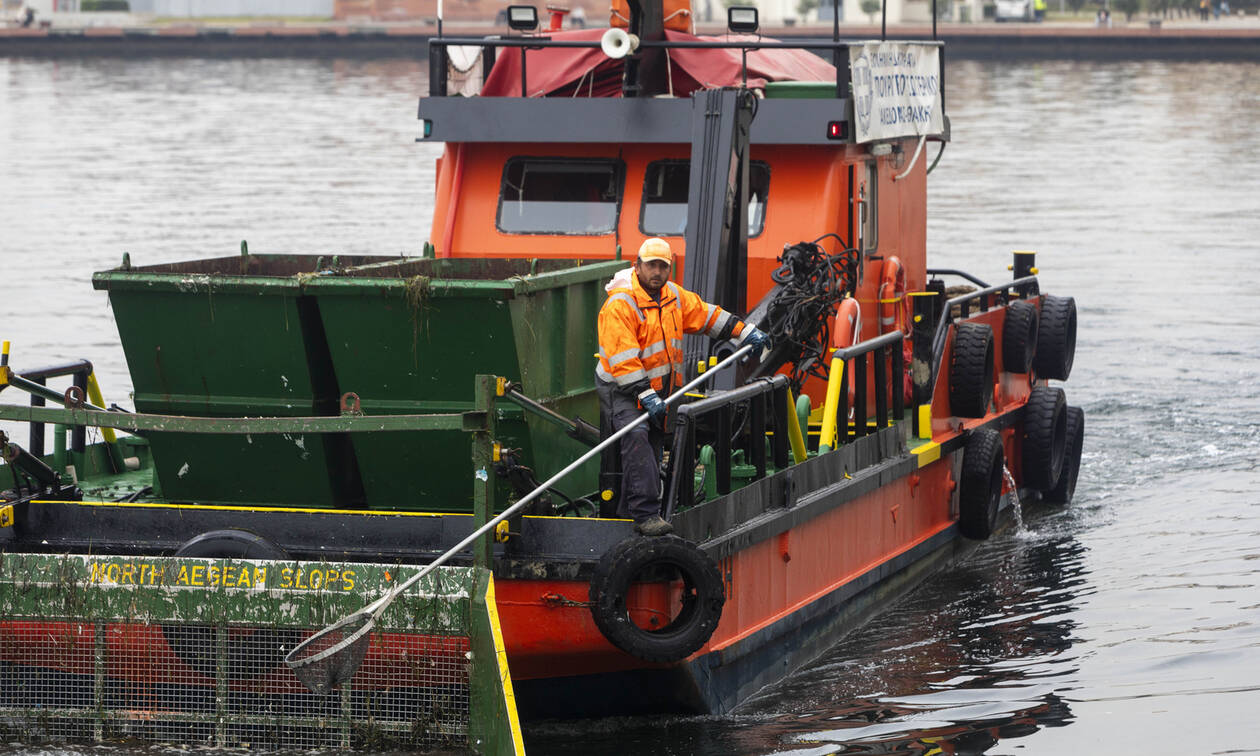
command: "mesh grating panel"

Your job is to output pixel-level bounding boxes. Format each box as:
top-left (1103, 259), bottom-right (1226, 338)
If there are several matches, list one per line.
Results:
top-left (0, 556), bottom-right (483, 751)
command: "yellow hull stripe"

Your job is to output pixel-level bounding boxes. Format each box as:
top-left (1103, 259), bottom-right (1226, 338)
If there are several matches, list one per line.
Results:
top-left (911, 441), bottom-right (941, 467)
top-left (484, 575), bottom-right (526, 756)
top-left (52, 500), bottom-right (457, 517)
top-left (38, 500), bottom-right (633, 523)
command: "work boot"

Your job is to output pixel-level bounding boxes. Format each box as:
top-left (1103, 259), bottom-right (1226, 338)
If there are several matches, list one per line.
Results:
top-left (634, 515), bottom-right (673, 537)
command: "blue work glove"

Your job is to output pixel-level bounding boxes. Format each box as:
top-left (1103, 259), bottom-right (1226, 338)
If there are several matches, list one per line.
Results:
top-left (638, 388), bottom-right (668, 427)
top-left (742, 325), bottom-right (771, 353)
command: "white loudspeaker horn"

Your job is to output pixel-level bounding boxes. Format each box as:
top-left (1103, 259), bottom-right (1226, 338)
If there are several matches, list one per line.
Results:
top-left (600, 27), bottom-right (640, 59)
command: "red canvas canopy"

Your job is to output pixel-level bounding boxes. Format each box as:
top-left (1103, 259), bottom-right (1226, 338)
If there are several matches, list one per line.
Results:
top-left (480, 29), bottom-right (837, 98)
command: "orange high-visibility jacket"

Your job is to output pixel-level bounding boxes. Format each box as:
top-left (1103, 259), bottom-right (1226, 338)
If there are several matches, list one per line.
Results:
top-left (596, 270), bottom-right (747, 395)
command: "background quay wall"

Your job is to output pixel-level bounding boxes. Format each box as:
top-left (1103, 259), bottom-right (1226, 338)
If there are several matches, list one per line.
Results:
top-left (2, 24), bottom-right (1260, 60)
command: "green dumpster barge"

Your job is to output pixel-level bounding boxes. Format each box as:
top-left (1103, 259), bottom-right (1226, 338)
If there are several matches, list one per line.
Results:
top-left (0, 251), bottom-right (628, 754)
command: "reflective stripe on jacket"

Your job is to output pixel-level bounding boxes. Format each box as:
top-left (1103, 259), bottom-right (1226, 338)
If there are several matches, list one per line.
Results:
top-left (596, 271), bottom-right (744, 394)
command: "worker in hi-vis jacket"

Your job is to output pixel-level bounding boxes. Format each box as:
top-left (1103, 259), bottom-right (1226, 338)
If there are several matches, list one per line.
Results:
top-left (595, 238), bottom-right (770, 536)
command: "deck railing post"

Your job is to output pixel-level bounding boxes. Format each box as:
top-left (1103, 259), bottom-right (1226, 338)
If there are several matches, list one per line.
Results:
top-left (72, 370), bottom-right (88, 454)
top-left (854, 353), bottom-right (868, 437)
top-left (29, 378), bottom-right (44, 457)
top-left (482, 43), bottom-right (497, 87)
top-left (771, 382), bottom-right (789, 470)
top-left (911, 294), bottom-right (938, 425)
top-left (428, 41), bottom-right (447, 97)
top-left (680, 419), bottom-right (696, 513)
top-left (716, 404), bottom-right (732, 496)
top-left (873, 345), bottom-right (888, 428)
top-left (892, 334), bottom-right (905, 425)
top-left (837, 360), bottom-right (850, 446)
top-left (750, 393), bottom-right (767, 479)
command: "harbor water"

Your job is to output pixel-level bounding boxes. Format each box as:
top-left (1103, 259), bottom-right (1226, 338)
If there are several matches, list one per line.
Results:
top-left (2, 56), bottom-right (1260, 754)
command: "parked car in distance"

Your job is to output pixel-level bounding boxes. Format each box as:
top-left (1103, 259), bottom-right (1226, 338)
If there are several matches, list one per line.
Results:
top-left (994, 0), bottom-right (1034, 21)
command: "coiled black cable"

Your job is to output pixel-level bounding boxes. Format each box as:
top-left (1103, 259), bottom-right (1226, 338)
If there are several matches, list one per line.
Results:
top-left (762, 235), bottom-right (860, 394)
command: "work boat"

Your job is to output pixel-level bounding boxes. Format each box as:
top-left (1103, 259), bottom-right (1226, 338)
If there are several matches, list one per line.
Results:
top-left (0, 1), bottom-right (1084, 752)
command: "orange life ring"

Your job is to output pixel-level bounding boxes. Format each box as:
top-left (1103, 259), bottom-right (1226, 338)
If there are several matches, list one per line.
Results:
top-left (830, 297), bottom-right (861, 412)
top-left (878, 256), bottom-right (910, 336)
top-left (831, 297), bottom-right (862, 350)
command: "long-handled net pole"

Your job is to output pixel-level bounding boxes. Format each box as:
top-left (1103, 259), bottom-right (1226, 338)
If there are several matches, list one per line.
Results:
top-left (285, 344), bottom-right (755, 692)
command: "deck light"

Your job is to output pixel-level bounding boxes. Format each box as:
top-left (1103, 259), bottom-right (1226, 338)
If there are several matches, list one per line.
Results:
top-left (727, 6), bottom-right (759, 33)
top-left (827, 121), bottom-right (847, 139)
top-left (506, 5), bottom-right (539, 30)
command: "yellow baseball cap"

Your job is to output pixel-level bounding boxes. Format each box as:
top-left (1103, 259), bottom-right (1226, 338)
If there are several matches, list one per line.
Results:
top-left (638, 238), bottom-right (673, 265)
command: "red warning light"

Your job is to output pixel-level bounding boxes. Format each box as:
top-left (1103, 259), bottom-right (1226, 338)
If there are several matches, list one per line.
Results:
top-left (827, 121), bottom-right (846, 140)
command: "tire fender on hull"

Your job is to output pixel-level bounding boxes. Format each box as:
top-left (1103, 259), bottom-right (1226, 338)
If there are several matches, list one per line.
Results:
top-left (1044, 405), bottom-right (1085, 504)
top-left (589, 535), bottom-right (725, 663)
top-left (1002, 300), bottom-right (1039, 374)
top-left (958, 428), bottom-right (1005, 540)
top-left (1035, 294), bottom-right (1077, 380)
top-left (949, 322), bottom-right (995, 418)
top-left (161, 529), bottom-right (299, 680)
top-left (1022, 385), bottom-right (1067, 491)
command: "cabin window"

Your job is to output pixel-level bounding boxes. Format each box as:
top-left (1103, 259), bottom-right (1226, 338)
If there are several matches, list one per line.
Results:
top-left (639, 160), bottom-right (770, 238)
top-left (497, 158), bottom-right (625, 235)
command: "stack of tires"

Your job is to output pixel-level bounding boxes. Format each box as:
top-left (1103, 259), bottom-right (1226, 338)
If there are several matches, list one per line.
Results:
top-left (949, 295), bottom-right (1085, 540)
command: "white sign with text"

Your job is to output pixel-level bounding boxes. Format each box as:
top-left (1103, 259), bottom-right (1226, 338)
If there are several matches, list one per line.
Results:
top-left (848, 42), bottom-right (944, 143)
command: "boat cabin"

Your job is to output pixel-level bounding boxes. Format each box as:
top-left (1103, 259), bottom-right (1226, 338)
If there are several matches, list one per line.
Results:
top-left (420, 5), bottom-right (948, 351)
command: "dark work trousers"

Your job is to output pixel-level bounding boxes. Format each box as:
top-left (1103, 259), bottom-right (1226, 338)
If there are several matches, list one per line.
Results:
top-left (597, 379), bottom-right (665, 521)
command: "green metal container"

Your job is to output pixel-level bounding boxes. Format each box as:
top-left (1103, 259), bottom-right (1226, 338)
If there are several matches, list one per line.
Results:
top-left (93, 254), bottom-right (397, 507)
top-left (306, 257), bottom-right (622, 512)
top-left (95, 254), bottom-right (622, 513)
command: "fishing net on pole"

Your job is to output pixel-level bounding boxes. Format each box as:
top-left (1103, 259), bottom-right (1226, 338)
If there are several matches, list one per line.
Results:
top-left (285, 609), bottom-right (375, 694)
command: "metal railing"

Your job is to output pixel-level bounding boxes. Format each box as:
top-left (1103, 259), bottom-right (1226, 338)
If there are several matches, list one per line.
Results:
top-left (426, 36), bottom-right (896, 101)
top-left (2, 359), bottom-right (94, 458)
top-left (425, 34), bottom-right (944, 103)
top-left (661, 329), bottom-right (911, 516)
top-left (829, 329), bottom-right (907, 442)
top-left (929, 274), bottom-right (1040, 389)
top-left (662, 374), bottom-right (790, 517)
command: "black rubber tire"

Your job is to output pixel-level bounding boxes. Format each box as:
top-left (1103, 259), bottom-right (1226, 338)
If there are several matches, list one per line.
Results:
top-left (959, 428), bottom-right (1005, 540)
top-left (1044, 405), bottom-right (1085, 504)
top-left (1034, 295), bottom-right (1077, 380)
top-left (1002, 300), bottom-right (1039, 374)
top-left (1021, 386), bottom-right (1067, 491)
top-left (949, 322), bottom-right (995, 418)
top-left (161, 529), bottom-right (300, 681)
top-left (589, 535), bottom-right (725, 663)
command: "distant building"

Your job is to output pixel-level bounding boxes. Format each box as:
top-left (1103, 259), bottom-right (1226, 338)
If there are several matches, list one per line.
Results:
top-left (330, 0), bottom-right (983, 26)
top-left (35, 0), bottom-right (335, 16)
top-left (130, 0), bottom-right (335, 15)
